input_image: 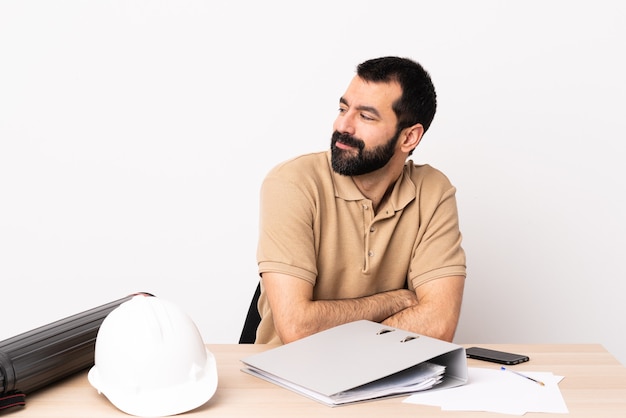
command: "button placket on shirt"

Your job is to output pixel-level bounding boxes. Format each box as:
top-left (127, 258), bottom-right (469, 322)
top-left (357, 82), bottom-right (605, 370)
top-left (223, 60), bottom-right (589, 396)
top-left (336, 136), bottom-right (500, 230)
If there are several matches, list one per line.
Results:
top-left (362, 201), bottom-right (395, 271)
top-left (362, 202), bottom-right (374, 271)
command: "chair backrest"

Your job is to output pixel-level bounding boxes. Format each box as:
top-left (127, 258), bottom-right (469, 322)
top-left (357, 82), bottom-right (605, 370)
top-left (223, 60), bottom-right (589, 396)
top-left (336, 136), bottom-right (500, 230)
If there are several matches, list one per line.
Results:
top-left (238, 282), bottom-right (261, 344)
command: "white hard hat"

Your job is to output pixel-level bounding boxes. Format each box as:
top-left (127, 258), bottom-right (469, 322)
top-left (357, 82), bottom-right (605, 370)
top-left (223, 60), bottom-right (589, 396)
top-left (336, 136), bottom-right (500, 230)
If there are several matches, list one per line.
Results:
top-left (88, 295), bottom-right (218, 417)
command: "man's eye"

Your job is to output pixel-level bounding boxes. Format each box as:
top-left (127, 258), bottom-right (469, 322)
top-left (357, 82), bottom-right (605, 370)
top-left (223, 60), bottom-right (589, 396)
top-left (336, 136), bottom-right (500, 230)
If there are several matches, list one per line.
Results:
top-left (361, 113), bottom-right (375, 121)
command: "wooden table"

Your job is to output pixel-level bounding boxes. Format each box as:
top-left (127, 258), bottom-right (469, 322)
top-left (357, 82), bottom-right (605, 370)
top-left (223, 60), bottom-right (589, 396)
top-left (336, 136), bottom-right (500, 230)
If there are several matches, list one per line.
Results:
top-left (11, 344), bottom-right (626, 417)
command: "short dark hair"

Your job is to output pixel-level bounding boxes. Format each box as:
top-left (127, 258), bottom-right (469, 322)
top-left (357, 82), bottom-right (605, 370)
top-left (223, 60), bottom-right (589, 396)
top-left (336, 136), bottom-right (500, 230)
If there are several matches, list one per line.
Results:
top-left (356, 56), bottom-right (437, 133)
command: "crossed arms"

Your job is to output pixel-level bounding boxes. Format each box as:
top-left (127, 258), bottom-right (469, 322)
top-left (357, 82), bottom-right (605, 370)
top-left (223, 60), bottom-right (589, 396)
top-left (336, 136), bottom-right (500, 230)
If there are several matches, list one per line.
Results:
top-left (262, 271), bottom-right (465, 344)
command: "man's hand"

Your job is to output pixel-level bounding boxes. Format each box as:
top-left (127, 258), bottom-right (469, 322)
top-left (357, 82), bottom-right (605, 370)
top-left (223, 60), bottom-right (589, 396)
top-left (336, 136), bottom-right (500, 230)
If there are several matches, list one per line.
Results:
top-left (381, 275), bottom-right (465, 342)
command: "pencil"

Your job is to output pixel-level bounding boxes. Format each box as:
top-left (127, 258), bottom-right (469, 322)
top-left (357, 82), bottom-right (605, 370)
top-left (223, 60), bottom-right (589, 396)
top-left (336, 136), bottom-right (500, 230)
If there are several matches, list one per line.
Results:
top-left (501, 366), bottom-right (545, 386)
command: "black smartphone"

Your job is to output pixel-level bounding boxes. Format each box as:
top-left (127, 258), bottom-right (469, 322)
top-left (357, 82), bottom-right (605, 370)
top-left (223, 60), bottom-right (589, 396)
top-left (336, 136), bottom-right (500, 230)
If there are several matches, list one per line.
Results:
top-left (466, 347), bottom-right (529, 365)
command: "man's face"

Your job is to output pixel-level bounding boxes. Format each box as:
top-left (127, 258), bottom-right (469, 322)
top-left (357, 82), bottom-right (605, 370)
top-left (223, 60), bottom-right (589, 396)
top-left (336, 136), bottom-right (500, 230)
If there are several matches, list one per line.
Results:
top-left (330, 76), bottom-right (402, 176)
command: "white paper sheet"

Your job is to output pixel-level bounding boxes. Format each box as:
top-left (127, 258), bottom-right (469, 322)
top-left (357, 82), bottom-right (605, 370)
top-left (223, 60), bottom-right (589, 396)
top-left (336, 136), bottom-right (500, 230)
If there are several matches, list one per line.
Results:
top-left (331, 362), bottom-right (445, 403)
top-left (403, 367), bottom-right (568, 415)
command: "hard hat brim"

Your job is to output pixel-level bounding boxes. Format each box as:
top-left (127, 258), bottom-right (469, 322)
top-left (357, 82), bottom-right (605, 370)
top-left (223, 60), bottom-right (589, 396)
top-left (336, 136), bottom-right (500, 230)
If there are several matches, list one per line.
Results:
top-left (88, 348), bottom-right (218, 417)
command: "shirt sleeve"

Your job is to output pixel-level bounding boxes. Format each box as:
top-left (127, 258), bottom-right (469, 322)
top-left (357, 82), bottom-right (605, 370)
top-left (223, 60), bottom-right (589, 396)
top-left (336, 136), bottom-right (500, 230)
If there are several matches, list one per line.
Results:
top-left (408, 174), bottom-right (466, 290)
top-left (256, 165), bottom-right (319, 285)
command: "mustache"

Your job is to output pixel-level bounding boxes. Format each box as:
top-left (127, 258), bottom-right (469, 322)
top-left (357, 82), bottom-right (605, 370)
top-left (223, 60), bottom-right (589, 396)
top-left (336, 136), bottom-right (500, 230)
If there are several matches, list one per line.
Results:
top-left (331, 131), bottom-right (365, 150)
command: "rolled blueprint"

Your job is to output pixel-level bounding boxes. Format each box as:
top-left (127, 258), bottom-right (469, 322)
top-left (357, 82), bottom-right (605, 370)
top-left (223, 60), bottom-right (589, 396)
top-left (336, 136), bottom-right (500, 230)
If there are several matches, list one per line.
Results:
top-left (0, 292), bottom-right (153, 411)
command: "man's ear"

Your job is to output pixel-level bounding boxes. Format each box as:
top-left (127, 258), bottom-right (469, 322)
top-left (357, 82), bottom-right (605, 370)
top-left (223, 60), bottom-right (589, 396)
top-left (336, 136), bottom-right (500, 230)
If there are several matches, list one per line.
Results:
top-left (400, 123), bottom-right (424, 153)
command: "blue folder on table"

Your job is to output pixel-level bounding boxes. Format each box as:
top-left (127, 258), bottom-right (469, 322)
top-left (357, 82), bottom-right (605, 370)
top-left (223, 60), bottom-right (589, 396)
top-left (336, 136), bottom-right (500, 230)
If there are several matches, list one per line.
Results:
top-left (240, 320), bottom-right (468, 406)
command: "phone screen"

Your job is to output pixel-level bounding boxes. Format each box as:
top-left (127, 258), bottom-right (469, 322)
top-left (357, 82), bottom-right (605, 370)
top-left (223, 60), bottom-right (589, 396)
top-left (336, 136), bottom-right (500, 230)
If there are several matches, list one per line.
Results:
top-left (466, 347), bottom-right (529, 365)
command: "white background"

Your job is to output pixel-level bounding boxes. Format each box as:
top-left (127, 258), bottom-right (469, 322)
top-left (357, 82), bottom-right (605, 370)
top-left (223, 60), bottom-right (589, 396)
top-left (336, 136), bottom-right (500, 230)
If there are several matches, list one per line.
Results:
top-left (2, 1), bottom-right (625, 365)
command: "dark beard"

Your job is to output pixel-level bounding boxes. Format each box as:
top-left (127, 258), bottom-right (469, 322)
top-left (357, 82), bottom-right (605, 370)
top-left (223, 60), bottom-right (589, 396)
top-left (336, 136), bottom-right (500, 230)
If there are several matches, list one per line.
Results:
top-left (330, 130), bottom-right (400, 176)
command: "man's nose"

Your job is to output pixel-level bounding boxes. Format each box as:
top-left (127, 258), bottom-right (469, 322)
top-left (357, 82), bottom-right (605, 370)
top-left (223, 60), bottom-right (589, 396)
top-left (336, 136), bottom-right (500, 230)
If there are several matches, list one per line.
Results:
top-left (334, 112), bottom-right (356, 136)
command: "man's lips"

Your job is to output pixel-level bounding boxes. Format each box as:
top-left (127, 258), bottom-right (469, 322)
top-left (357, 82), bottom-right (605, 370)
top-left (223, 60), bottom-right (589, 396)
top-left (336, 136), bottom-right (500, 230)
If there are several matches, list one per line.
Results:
top-left (335, 141), bottom-right (356, 150)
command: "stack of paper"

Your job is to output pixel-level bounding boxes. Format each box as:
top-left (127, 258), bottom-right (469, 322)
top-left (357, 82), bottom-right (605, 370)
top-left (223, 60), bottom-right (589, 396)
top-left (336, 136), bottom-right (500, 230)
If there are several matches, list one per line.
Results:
top-left (404, 367), bottom-right (568, 415)
top-left (324, 362), bottom-right (445, 404)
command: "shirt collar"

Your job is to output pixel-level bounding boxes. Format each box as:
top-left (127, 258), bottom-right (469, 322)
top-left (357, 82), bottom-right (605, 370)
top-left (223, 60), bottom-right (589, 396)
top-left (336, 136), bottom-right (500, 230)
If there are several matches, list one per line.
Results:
top-left (327, 150), bottom-right (416, 211)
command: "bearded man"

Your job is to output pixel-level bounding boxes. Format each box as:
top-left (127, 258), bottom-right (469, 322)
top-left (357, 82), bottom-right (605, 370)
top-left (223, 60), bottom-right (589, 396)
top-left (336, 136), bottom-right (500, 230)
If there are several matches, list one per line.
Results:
top-left (254, 56), bottom-right (466, 345)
